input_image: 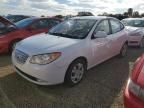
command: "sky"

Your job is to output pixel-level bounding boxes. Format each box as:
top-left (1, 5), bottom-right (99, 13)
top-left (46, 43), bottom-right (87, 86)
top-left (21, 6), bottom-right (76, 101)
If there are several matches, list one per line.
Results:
top-left (0, 0), bottom-right (144, 16)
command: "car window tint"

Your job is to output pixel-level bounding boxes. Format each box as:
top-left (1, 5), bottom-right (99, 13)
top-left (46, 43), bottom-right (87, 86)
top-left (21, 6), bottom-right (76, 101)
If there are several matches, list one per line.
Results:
top-left (95, 20), bottom-right (110, 35)
top-left (46, 19), bottom-right (60, 28)
top-left (133, 20), bottom-right (144, 27)
top-left (0, 22), bottom-right (5, 28)
top-left (110, 20), bottom-right (121, 33)
top-left (31, 19), bottom-right (48, 29)
top-left (50, 19), bottom-right (60, 27)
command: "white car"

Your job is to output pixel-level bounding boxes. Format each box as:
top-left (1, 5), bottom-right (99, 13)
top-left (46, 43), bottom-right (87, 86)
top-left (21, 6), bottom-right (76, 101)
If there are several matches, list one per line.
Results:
top-left (122, 18), bottom-right (144, 47)
top-left (12, 16), bottom-right (128, 86)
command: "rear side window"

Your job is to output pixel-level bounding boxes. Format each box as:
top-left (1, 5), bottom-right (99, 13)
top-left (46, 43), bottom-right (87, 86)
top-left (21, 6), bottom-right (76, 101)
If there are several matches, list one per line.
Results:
top-left (31, 19), bottom-right (60, 29)
top-left (31, 19), bottom-right (48, 29)
top-left (110, 19), bottom-right (123, 34)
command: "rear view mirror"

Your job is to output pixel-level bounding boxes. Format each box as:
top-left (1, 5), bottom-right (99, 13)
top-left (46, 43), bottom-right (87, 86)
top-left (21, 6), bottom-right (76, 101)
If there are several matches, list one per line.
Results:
top-left (93, 31), bottom-right (107, 38)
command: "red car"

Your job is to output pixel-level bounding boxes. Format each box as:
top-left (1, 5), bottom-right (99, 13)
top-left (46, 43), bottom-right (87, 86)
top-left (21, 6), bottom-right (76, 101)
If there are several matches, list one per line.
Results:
top-left (124, 54), bottom-right (144, 108)
top-left (0, 16), bottom-right (61, 53)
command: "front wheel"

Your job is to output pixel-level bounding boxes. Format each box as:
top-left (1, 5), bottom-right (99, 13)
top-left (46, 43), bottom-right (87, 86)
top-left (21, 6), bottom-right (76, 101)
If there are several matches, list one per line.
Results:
top-left (65, 59), bottom-right (87, 86)
top-left (119, 43), bottom-right (128, 57)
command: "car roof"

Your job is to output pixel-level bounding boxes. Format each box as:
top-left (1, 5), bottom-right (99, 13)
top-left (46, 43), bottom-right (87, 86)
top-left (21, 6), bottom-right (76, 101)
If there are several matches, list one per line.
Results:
top-left (6, 15), bottom-right (33, 18)
top-left (25, 17), bottom-right (61, 21)
top-left (122, 18), bottom-right (144, 21)
top-left (71, 16), bottom-right (118, 20)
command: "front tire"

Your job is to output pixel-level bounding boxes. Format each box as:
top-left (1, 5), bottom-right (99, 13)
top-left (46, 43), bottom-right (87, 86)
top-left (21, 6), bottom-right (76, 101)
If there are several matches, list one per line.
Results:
top-left (65, 59), bottom-right (87, 86)
top-left (119, 43), bottom-right (128, 57)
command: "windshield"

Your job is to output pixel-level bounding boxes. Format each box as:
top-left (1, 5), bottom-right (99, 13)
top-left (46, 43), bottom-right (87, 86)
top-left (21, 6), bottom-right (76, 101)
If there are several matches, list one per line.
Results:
top-left (15, 18), bottom-right (34, 28)
top-left (49, 19), bottom-right (96, 39)
top-left (122, 19), bottom-right (144, 27)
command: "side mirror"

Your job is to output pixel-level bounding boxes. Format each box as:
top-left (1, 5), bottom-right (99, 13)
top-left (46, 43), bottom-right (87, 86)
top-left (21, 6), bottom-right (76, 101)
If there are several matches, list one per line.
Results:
top-left (93, 31), bottom-right (107, 38)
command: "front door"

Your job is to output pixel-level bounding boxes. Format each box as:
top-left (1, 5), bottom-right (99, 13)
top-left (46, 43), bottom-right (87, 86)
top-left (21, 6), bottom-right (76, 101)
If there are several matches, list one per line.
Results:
top-left (90, 19), bottom-right (112, 66)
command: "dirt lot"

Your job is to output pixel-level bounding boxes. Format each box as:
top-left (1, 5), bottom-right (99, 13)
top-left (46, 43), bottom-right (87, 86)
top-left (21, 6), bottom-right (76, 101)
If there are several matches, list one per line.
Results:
top-left (0, 47), bottom-right (143, 108)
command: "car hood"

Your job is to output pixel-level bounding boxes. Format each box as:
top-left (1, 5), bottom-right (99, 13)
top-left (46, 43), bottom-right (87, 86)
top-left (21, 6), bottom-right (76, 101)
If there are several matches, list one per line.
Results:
top-left (126, 26), bottom-right (144, 35)
top-left (16, 33), bottom-right (81, 55)
top-left (0, 16), bottom-right (17, 27)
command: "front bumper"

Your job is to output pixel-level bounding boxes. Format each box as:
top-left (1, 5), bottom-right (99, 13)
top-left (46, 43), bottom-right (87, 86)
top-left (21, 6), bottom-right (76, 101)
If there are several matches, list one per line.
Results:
top-left (12, 51), bottom-right (67, 85)
top-left (128, 36), bottom-right (143, 46)
top-left (124, 79), bottom-right (144, 108)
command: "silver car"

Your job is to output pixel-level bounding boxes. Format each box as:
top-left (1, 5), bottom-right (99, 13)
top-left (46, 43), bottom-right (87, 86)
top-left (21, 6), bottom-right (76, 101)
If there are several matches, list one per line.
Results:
top-left (12, 16), bottom-right (128, 86)
top-left (122, 18), bottom-right (144, 47)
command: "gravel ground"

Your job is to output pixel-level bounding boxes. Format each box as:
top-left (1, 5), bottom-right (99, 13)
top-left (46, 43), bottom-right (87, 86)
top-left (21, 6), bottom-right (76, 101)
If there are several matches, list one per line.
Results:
top-left (0, 47), bottom-right (143, 108)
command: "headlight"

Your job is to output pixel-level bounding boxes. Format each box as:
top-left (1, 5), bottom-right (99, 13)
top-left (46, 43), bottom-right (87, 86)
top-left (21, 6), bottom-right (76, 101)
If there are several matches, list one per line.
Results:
top-left (30, 52), bottom-right (61, 65)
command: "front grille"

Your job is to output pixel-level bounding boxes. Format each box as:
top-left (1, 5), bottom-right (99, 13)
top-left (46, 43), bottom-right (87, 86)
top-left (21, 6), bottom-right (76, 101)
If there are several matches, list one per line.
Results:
top-left (15, 50), bottom-right (29, 64)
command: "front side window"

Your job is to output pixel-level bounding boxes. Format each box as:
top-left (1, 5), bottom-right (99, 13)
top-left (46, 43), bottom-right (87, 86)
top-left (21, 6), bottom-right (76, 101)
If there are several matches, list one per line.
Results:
top-left (95, 20), bottom-right (110, 35)
top-left (110, 20), bottom-right (122, 33)
top-left (49, 19), bottom-right (96, 39)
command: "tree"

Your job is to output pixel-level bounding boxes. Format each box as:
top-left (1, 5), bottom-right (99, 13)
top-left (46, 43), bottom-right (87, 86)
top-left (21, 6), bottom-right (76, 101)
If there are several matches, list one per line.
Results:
top-left (103, 12), bottom-right (109, 16)
top-left (141, 13), bottom-right (144, 17)
top-left (54, 15), bottom-right (63, 19)
top-left (77, 12), bottom-right (94, 16)
top-left (41, 15), bottom-right (45, 17)
top-left (133, 11), bottom-right (139, 17)
top-left (123, 12), bottom-right (128, 16)
top-left (128, 8), bottom-right (133, 17)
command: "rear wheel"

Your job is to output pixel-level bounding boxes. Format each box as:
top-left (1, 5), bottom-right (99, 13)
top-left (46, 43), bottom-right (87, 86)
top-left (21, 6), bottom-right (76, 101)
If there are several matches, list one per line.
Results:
top-left (119, 43), bottom-right (128, 57)
top-left (65, 59), bottom-right (87, 86)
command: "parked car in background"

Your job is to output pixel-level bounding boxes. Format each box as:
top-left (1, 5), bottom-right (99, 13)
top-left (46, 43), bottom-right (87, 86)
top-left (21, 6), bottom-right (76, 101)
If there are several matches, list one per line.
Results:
top-left (122, 18), bottom-right (144, 47)
top-left (5, 15), bottom-right (31, 23)
top-left (124, 54), bottom-right (144, 108)
top-left (12, 16), bottom-right (128, 86)
top-left (0, 16), bottom-right (61, 53)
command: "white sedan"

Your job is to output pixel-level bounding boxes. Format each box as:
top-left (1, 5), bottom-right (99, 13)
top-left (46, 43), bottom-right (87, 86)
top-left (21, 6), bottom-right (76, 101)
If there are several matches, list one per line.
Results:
top-left (12, 16), bottom-right (128, 86)
top-left (122, 18), bottom-right (144, 47)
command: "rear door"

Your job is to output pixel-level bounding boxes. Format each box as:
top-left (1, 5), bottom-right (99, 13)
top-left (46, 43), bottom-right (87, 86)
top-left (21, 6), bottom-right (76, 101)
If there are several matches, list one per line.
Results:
top-left (109, 19), bottom-right (126, 56)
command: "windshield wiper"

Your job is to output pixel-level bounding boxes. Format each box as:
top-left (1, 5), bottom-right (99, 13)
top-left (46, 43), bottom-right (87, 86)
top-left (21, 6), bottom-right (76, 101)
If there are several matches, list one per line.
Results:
top-left (49, 32), bottom-right (81, 39)
top-left (49, 32), bottom-right (65, 36)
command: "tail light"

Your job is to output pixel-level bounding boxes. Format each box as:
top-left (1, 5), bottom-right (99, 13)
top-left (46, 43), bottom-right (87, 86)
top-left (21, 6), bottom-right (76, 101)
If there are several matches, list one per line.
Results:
top-left (131, 55), bottom-right (144, 82)
top-left (128, 54), bottom-right (144, 101)
top-left (128, 79), bottom-right (144, 101)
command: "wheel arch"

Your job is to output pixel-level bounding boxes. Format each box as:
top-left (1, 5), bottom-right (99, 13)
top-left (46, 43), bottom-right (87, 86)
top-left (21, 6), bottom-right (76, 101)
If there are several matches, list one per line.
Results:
top-left (64, 56), bottom-right (88, 77)
top-left (64, 56), bottom-right (88, 85)
top-left (9, 38), bottom-right (23, 52)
